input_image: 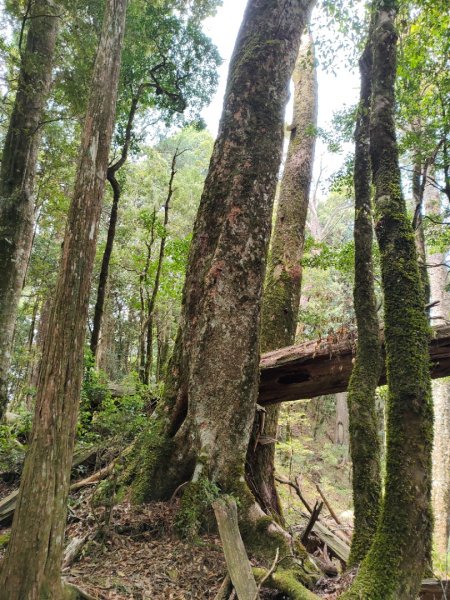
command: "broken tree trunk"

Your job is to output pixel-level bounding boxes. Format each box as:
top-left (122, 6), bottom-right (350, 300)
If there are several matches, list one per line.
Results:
top-left (258, 324), bottom-right (450, 405)
top-left (213, 496), bottom-right (259, 600)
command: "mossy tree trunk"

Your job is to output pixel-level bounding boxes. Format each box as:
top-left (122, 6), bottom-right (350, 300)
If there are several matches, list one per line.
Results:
top-left (0, 0), bottom-right (59, 419)
top-left (0, 1), bottom-right (127, 597)
top-left (246, 30), bottom-right (318, 522)
top-left (134, 1), bottom-right (319, 589)
top-left (342, 2), bottom-right (433, 598)
top-left (346, 37), bottom-right (382, 567)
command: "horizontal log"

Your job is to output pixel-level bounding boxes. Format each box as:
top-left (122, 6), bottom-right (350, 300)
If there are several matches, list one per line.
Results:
top-left (419, 579), bottom-right (449, 599)
top-left (259, 324), bottom-right (450, 405)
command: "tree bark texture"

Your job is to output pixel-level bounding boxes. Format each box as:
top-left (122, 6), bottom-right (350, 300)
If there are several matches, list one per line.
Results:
top-left (246, 30), bottom-right (318, 522)
top-left (135, 0), bottom-right (315, 503)
top-left (346, 37), bottom-right (382, 567)
top-left (0, 0), bottom-right (59, 418)
top-left (0, 1), bottom-right (127, 597)
top-left (334, 392), bottom-right (349, 446)
top-left (342, 2), bottom-right (433, 598)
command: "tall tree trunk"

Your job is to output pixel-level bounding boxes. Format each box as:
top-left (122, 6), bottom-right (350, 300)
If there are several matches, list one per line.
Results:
top-left (142, 147), bottom-right (178, 385)
top-left (0, 1), bottom-right (127, 597)
top-left (334, 392), bottom-right (349, 447)
top-left (90, 94), bottom-right (140, 359)
top-left (346, 36), bottom-right (382, 567)
top-left (133, 0), bottom-right (318, 588)
top-left (0, 0), bottom-right (59, 418)
top-left (343, 2), bottom-right (433, 598)
top-left (426, 181), bottom-right (450, 559)
top-left (413, 159), bottom-right (430, 304)
top-left (246, 30), bottom-right (318, 521)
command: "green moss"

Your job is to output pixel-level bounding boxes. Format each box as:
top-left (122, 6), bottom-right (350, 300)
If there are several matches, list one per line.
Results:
top-left (253, 567), bottom-right (319, 600)
top-left (174, 477), bottom-right (219, 540)
top-left (0, 532), bottom-right (10, 548)
top-left (130, 416), bottom-right (173, 503)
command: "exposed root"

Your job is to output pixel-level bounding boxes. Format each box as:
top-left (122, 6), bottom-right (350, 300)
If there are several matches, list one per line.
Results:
top-left (254, 567), bottom-right (320, 600)
top-left (64, 581), bottom-right (99, 600)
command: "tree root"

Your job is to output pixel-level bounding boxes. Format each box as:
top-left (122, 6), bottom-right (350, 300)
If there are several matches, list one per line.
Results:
top-left (63, 581), bottom-right (98, 600)
top-left (253, 567), bottom-right (320, 600)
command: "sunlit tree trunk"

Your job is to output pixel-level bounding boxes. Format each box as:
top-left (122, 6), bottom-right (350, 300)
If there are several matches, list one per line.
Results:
top-left (343, 3), bottom-right (433, 598)
top-left (0, 0), bottom-right (59, 418)
top-left (0, 1), bottom-right (127, 597)
top-left (246, 30), bottom-right (318, 521)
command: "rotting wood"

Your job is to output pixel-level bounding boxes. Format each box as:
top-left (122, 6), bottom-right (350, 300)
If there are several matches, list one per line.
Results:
top-left (212, 496), bottom-right (259, 600)
top-left (311, 520), bottom-right (350, 563)
top-left (63, 533), bottom-right (91, 569)
top-left (259, 324), bottom-right (450, 405)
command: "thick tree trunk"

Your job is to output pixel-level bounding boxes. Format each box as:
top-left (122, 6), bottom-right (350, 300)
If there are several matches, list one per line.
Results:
top-left (246, 30), bottom-right (318, 521)
top-left (0, 0), bottom-right (59, 418)
top-left (343, 2), bottom-right (433, 598)
top-left (133, 0), bottom-right (318, 590)
top-left (346, 38), bottom-right (382, 567)
top-left (0, 1), bottom-right (127, 597)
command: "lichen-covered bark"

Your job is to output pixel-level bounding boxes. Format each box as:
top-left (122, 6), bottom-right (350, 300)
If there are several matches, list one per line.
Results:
top-left (0, 0), bottom-right (59, 419)
top-left (342, 2), bottom-right (433, 598)
top-left (0, 1), bottom-right (127, 597)
top-left (246, 30), bottom-right (318, 521)
top-left (346, 37), bottom-right (382, 567)
top-left (133, 0), bottom-right (318, 591)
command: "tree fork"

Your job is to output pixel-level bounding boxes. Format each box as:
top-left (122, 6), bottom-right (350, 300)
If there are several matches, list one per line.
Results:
top-left (132, 0), bottom-right (319, 590)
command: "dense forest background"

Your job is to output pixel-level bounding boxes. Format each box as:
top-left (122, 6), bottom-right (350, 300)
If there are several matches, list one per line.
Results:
top-left (0, 0), bottom-right (449, 598)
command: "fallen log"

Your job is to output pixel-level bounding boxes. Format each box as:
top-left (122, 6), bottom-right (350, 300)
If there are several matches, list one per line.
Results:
top-left (259, 324), bottom-right (450, 405)
top-left (419, 578), bottom-right (449, 599)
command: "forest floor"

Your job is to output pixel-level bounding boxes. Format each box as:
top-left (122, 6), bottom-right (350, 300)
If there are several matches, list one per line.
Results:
top-left (62, 491), bottom-right (351, 600)
top-left (0, 400), bottom-right (446, 598)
